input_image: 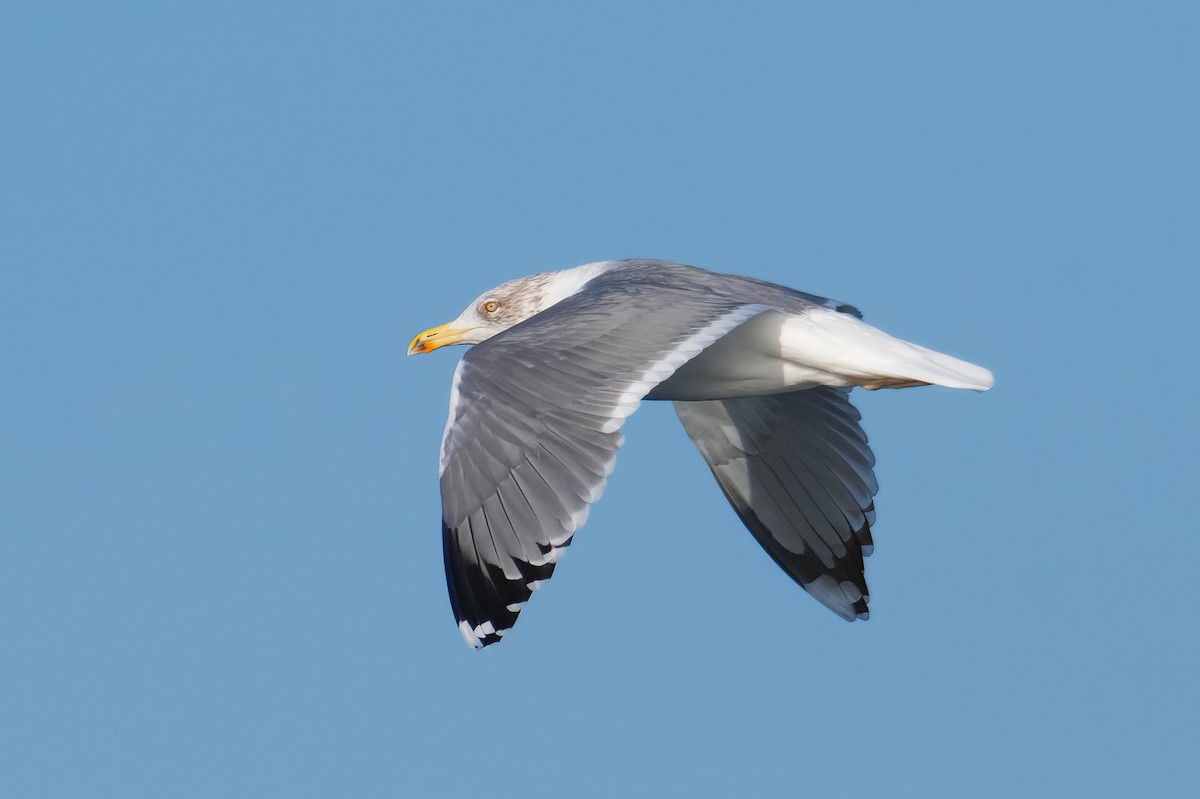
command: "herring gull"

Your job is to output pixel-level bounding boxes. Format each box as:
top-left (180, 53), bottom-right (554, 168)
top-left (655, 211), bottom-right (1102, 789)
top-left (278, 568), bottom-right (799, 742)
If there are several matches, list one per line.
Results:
top-left (408, 259), bottom-right (993, 648)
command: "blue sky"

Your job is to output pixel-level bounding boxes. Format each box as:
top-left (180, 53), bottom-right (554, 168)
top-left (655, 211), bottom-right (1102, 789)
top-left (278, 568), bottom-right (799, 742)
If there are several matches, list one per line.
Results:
top-left (2, 3), bottom-right (1197, 796)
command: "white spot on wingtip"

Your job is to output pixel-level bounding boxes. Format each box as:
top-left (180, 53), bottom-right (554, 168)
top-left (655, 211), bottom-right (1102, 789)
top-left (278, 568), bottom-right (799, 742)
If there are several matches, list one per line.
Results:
top-left (459, 619), bottom-right (504, 648)
top-left (838, 581), bottom-right (863, 604)
top-left (458, 620), bottom-right (484, 649)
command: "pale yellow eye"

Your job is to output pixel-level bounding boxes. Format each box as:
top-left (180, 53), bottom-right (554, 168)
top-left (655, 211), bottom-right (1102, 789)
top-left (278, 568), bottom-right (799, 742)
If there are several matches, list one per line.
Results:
top-left (482, 300), bottom-right (500, 314)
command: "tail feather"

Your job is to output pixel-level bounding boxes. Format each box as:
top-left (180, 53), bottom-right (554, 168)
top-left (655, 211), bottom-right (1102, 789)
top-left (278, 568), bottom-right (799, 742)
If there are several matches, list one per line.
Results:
top-left (860, 337), bottom-right (995, 391)
top-left (781, 307), bottom-right (994, 392)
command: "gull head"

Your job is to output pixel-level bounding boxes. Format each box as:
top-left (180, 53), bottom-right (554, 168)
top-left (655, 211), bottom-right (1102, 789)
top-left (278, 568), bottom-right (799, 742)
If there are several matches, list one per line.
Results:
top-left (408, 263), bottom-right (611, 355)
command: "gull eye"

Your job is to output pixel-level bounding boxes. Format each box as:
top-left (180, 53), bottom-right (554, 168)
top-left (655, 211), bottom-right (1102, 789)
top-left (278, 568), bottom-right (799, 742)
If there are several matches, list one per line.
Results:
top-left (482, 300), bottom-right (500, 314)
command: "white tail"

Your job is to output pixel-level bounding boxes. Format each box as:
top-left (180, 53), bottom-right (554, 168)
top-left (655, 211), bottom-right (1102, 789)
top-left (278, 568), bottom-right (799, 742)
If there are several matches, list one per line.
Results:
top-left (780, 307), bottom-right (994, 392)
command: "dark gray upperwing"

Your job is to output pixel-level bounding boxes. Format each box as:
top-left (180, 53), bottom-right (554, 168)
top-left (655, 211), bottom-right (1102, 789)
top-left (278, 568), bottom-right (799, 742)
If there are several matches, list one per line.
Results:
top-left (439, 274), bottom-right (768, 647)
top-left (673, 388), bottom-right (879, 621)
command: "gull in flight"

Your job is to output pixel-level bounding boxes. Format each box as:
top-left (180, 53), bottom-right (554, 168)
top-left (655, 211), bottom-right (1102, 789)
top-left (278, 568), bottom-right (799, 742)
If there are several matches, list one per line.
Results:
top-left (409, 259), bottom-right (993, 648)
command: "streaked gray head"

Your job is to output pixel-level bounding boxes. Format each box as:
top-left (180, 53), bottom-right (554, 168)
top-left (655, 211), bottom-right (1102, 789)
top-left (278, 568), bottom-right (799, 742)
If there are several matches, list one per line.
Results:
top-left (454, 273), bottom-right (558, 342)
top-left (408, 262), bottom-right (616, 355)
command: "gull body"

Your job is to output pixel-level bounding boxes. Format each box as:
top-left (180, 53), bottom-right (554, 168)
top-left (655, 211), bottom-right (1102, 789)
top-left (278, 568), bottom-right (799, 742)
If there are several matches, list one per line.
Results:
top-left (410, 259), bottom-right (992, 648)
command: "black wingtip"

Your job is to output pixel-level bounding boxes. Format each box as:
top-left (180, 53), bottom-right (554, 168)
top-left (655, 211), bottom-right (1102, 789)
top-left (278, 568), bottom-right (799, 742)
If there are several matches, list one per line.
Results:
top-left (443, 520), bottom-right (546, 649)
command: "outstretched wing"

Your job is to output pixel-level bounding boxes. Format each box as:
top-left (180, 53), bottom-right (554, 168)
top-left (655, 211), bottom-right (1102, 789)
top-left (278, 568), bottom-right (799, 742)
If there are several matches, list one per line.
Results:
top-left (673, 388), bottom-right (879, 621)
top-left (438, 277), bottom-right (768, 648)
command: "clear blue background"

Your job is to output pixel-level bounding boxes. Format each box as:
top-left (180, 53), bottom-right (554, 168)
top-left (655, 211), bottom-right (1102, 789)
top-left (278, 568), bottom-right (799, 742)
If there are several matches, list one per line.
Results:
top-left (3, 3), bottom-right (1197, 796)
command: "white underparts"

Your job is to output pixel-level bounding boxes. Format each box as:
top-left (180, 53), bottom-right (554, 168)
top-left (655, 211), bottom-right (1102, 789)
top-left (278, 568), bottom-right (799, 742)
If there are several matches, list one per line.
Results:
top-left (600, 306), bottom-right (769, 434)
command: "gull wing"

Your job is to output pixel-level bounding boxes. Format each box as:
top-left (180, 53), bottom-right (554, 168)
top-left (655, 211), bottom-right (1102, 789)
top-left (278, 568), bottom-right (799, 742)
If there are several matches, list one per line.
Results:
top-left (438, 275), bottom-right (768, 647)
top-left (673, 388), bottom-right (879, 620)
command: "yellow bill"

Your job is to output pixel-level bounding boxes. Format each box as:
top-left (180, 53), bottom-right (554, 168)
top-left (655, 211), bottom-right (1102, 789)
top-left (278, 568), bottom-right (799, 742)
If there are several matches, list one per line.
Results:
top-left (408, 322), bottom-right (471, 355)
